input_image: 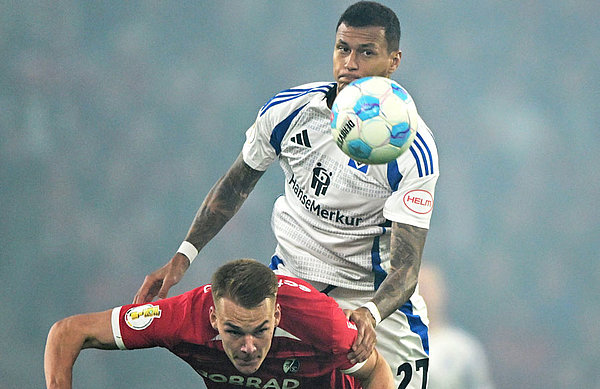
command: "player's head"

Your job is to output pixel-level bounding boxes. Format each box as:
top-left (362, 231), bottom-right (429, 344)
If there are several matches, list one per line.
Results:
top-left (337, 1), bottom-right (400, 52)
top-left (209, 259), bottom-right (280, 375)
top-left (333, 1), bottom-right (402, 92)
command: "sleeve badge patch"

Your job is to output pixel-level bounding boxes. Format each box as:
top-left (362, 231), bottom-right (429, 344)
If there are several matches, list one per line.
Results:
top-left (124, 304), bottom-right (161, 330)
top-left (403, 189), bottom-right (434, 214)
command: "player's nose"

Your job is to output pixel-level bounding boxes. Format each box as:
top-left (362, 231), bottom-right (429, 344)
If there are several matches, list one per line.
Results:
top-left (345, 51), bottom-right (358, 70)
top-left (240, 335), bottom-right (257, 354)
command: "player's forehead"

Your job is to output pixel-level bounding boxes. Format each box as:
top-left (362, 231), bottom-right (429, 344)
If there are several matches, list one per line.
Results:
top-left (216, 297), bottom-right (275, 329)
top-left (335, 23), bottom-right (388, 49)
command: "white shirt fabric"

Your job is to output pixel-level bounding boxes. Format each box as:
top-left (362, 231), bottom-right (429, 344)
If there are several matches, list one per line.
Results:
top-left (243, 81), bottom-right (439, 291)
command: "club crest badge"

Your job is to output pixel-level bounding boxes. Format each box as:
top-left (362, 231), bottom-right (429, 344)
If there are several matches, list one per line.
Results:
top-left (283, 358), bottom-right (300, 374)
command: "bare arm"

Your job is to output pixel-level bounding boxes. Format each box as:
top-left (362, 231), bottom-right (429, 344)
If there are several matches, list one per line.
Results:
top-left (184, 151), bottom-right (265, 249)
top-left (349, 349), bottom-right (395, 389)
top-left (134, 152), bottom-right (265, 303)
top-left (371, 222), bottom-right (427, 318)
top-left (348, 222), bottom-right (427, 363)
top-left (44, 310), bottom-right (116, 389)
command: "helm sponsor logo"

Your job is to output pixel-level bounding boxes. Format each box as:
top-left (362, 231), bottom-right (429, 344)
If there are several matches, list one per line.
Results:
top-left (125, 304), bottom-right (161, 330)
top-left (403, 190), bottom-right (433, 214)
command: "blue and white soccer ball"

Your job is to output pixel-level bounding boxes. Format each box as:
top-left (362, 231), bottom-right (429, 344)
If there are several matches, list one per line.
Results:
top-left (330, 76), bottom-right (418, 164)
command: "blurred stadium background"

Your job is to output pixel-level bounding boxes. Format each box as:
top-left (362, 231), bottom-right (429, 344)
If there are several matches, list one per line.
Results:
top-left (1, 1), bottom-right (598, 388)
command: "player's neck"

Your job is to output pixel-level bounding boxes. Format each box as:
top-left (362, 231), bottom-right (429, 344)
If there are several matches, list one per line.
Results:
top-left (325, 85), bottom-right (337, 109)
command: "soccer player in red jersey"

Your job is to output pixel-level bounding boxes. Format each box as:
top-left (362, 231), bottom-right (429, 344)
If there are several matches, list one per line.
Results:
top-left (45, 259), bottom-right (393, 388)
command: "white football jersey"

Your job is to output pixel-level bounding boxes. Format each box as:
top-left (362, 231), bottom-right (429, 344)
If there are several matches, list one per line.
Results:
top-left (243, 82), bottom-right (439, 290)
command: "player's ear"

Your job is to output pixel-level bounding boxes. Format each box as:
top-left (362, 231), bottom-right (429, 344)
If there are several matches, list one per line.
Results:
top-left (209, 306), bottom-right (218, 330)
top-left (388, 50), bottom-right (401, 75)
top-left (274, 303), bottom-right (281, 326)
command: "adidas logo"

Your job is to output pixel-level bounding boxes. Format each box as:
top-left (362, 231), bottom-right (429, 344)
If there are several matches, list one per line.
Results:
top-left (290, 129), bottom-right (311, 147)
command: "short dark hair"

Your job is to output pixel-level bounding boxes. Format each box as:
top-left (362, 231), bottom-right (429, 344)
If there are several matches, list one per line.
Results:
top-left (336, 1), bottom-right (401, 52)
top-left (211, 259), bottom-right (278, 308)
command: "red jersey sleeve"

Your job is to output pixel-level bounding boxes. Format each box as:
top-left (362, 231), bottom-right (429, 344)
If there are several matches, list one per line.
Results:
top-left (111, 285), bottom-right (216, 350)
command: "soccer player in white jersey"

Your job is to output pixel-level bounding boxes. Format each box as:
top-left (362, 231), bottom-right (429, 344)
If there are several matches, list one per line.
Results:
top-left (134, 2), bottom-right (439, 388)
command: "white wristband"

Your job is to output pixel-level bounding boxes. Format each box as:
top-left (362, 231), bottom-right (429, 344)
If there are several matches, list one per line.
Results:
top-left (361, 302), bottom-right (382, 327)
top-left (176, 241), bottom-right (198, 264)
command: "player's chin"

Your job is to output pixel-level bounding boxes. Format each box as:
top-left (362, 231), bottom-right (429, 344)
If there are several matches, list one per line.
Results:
top-left (234, 358), bottom-right (262, 374)
top-left (336, 78), bottom-right (352, 90)
top-left (337, 78), bottom-right (359, 93)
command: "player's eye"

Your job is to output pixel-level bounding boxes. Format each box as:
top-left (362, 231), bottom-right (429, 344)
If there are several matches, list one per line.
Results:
top-left (254, 328), bottom-right (268, 337)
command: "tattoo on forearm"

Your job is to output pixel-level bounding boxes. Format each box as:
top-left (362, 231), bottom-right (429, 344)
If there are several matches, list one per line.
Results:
top-left (373, 223), bottom-right (428, 319)
top-left (187, 153), bottom-right (264, 249)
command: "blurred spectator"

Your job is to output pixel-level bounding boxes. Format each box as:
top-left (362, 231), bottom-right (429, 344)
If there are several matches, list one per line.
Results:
top-left (419, 264), bottom-right (495, 389)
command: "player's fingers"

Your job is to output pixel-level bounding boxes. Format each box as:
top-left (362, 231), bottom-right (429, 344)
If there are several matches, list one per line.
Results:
top-left (347, 351), bottom-right (358, 364)
top-left (133, 291), bottom-right (143, 304)
top-left (353, 331), bottom-right (375, 358)
top-left (356, 334), bottom-right (375, 361)
top-left (348, 350), bottom-right (365, 364)
top-left (343, 308), bottom-right (353, 319)
top-left (348, 344), bottom-right (370, 364)
top-left (352, 325), bottom-right (366, 351)
top-left (133, 277), bottom-right (158, 304)
top-left (156, 279), bottom-right (173, 300)
top-left (351, 315), bottom-right (371, 350)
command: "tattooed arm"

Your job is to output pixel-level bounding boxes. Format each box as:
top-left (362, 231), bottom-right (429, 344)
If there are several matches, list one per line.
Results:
top-left (371, 222), bottom-right (427, 318)
top-left (133, 152), bottom-right (265, 303)
top-left (347, 222), bottom-right (428, 363)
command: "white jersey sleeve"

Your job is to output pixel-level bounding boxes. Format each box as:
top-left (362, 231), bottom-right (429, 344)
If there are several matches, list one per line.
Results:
top-left (243, 82), bottom-right (333, 171)
top-left (383, 117), bottom-right (439, 229)
top-left (242, 111), bottom-right (277, 171)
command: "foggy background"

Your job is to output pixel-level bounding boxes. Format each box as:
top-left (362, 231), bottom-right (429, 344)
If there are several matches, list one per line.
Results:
top-left (1, 1), bottom-right (598, 388)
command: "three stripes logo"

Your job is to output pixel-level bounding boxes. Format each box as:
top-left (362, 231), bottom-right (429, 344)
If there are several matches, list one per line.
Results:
top-left (290, 129), bottom-right (311, 148)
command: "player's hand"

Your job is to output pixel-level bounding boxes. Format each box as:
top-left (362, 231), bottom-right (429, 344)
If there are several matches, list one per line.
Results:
top-left (345, 307), bottom-right (377, 364)
top-left (133, 253), bottom-right (190, 304)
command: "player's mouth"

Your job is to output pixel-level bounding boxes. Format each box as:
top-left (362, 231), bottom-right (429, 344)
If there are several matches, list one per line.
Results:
top-left (338, 74), bottom-right (359, 84)
top-left (234, 356), bottom-right (262, 373)
top-left (236, 356), bottom-right (259, 366)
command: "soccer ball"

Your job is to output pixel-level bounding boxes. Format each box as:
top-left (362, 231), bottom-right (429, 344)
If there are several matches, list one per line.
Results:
top-left (330, 76), bottom-right (418, 164)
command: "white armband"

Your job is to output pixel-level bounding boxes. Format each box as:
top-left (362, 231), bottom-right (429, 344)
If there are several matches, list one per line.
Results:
top-left (361, 301), bottom-right (381, 327)
top-left (340, 359), bottom-right (367, 374)
top-left (177, 241), bottom-right (198, 264)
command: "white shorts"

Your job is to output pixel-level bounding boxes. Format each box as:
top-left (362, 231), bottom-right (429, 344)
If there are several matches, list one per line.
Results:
top-left (273, 266), bottom-right (430, 389)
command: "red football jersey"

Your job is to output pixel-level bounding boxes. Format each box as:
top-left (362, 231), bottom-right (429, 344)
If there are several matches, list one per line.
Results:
top-left (112, 275), bottom-right (362, 388)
